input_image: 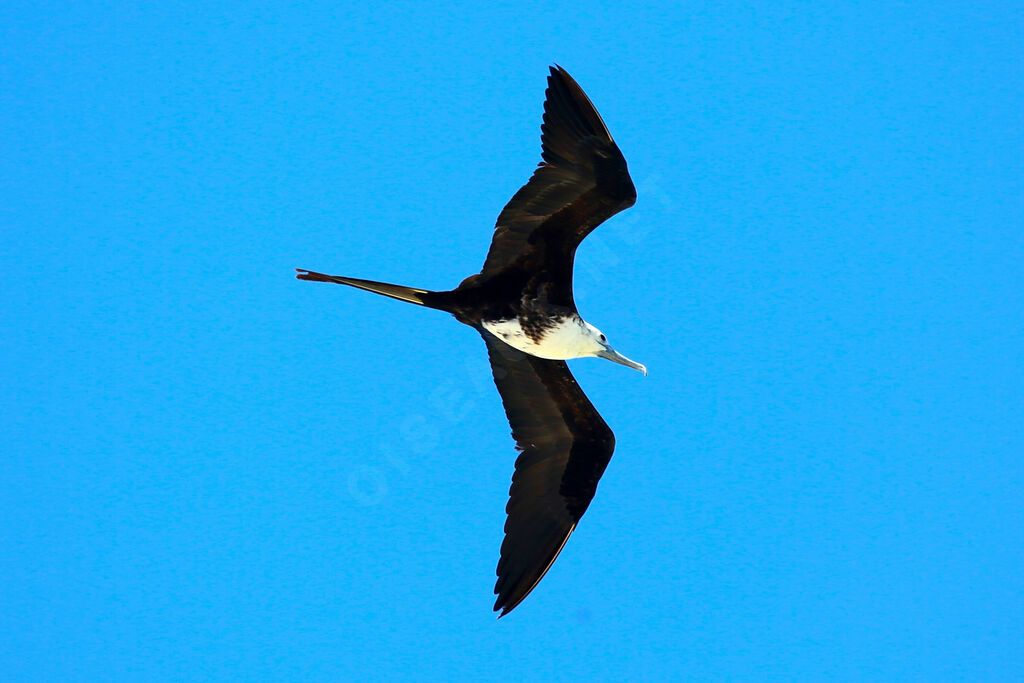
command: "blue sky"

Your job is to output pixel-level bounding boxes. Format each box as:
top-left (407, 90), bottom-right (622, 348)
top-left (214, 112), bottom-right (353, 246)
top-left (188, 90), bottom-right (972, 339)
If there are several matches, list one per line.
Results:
top-left (2, 0), bottom-right (1022, 680)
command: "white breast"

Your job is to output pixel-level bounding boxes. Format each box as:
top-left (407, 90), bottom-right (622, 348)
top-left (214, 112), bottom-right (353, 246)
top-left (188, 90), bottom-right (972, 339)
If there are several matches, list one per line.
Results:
top-left (482, 316), bottom-right (595, 360)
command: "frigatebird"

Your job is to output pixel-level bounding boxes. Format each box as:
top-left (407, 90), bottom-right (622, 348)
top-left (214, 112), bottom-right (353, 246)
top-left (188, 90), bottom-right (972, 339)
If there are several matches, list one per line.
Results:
top-left (297, 66), bottom-right (643, 615)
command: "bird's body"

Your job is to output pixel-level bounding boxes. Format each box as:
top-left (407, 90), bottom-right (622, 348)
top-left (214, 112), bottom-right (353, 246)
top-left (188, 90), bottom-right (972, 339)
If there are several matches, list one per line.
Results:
top-left (297, 66), bottom-right (644, 615)
top-left (482, 314), bottom-right (592, 360)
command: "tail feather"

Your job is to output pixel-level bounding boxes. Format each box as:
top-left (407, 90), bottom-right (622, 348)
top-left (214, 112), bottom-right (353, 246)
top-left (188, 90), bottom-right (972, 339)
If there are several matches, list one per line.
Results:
top-left (296, 269), bottom-right (432, 306)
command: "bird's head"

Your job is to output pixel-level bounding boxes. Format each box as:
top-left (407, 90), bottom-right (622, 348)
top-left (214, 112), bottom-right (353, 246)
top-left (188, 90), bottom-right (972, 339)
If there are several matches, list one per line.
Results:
top-left (582, 322), bottom-right (647, 375)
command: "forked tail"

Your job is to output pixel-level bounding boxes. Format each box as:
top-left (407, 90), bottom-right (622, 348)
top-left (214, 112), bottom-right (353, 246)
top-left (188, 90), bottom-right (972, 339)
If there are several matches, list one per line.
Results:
top-left (296, 269), bottom-right (433, 306)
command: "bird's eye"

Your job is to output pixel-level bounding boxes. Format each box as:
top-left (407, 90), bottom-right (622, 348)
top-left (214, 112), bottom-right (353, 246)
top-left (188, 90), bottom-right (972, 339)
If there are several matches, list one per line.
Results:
top-left (599, 334), bottom-right (607, 343)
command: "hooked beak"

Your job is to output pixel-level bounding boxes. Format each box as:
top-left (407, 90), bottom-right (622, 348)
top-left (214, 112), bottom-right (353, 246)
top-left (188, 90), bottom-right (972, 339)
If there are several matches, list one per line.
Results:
top-left (596, 346), bottom-right (647, 376)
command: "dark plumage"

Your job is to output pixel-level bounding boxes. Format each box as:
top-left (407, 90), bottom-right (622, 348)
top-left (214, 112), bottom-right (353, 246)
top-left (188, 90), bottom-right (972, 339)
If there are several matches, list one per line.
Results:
top-left (297, 65), bottom-right (641, 615)
top-left (482, 332), bottom-right (615, 615)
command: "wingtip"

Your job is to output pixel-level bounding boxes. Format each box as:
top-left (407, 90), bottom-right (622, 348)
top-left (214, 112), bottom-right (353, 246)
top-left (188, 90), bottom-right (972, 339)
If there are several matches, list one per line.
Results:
top-left (548, 63), bottom-right (571, 82)
top-left (493, 590), bottom-right (518, 617)
top-left (493, 576), bottom-right (532, 617)
top-left (493, 597), bottom-right (520, 618)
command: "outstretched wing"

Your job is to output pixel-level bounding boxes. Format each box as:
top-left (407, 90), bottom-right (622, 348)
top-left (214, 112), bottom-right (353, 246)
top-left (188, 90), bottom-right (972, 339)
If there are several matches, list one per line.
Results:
top-left (480, 330), bottom-right (616, 616)
top-left (480, 66), bottom-right (636, 284)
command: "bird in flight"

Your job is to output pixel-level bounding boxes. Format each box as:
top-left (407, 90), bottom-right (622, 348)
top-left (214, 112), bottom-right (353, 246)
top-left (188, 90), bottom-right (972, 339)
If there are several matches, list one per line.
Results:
top-left (297, 66), bottom-right (643, 616)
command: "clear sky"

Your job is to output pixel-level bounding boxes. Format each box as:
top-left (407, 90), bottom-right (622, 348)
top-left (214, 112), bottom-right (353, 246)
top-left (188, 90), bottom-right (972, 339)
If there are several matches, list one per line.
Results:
top-left (2, 1), bottom-right (1022, 680)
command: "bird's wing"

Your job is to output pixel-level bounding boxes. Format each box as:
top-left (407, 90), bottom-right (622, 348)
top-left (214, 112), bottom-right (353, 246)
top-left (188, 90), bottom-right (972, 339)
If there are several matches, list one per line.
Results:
top-left (480, 66), bottom-right (636, 284)
top-left (480, 330), bottom-right (616, 616)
